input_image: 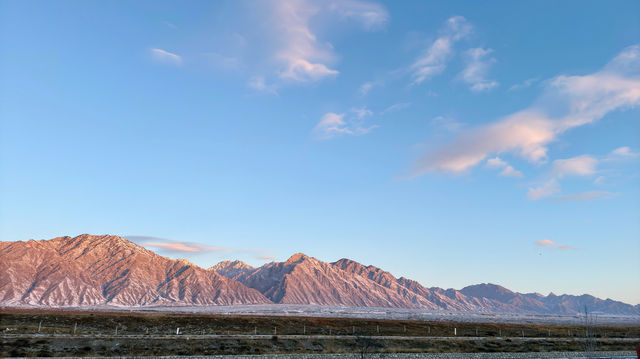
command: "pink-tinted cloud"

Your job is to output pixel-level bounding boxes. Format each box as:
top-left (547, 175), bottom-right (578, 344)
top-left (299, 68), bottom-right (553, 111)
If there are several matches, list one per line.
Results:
top-left (412, 45), bottom-right (640, 176)
top-left (535, 239), bottom-right (578, 250)
top-left (126, 236), bottom-right (276, 261)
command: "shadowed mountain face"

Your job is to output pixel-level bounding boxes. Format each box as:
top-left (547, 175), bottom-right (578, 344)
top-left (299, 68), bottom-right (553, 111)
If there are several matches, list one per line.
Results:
top-left (1, 235), bottom-right (638, 316)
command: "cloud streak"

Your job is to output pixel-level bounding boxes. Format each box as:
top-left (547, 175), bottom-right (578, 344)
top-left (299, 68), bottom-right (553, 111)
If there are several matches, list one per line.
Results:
top-left (556, 191), bottom-right (619, 201)
top-left (150, 48), bottom-right (182, 66)
top-left (535, 239), bottom-right (579, 251)
top-left (126, 236), bottom-right (276, 261)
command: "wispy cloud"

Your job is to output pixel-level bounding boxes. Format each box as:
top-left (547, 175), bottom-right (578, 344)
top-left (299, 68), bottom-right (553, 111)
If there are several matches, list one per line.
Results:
top-left (410, 16), bottom-right (472, 85)
top-left (556, 191), bottom-right (619, 201)
top-left (358, 81), bottom-right (381, 96)
top-left (266, 0), bottom-right (387, 83)
top-left (430, 115), bottom-right (462, 132)
top-left (460, 47), bottom-right (498, 92)
top-left (485, 157), bottom-right (523, 178)
top-left (509, 77), bottom-right (539, 91)
top-left (126, 236), bottom-right (276, 261)
top-left (381, 102), bottom-right (411, 115)
top-left (527, 155), bottom-right (598, 200)
top-left (256, 255), bottom-right (277, 262)
top-left (150, 48), bottom-right (182, 66)
top-left (313, 109), bottom-right (377, 139)
top-left (527, 179), bottom-right (560, 200)
top-left (609, 146), bottom-right (639, 159)
top-left (328, 0), bottom-right (389, 30)
top-left (248, 76), bottom-right (278, 94)
top-left (410, 45), bottom-right (640, 176)
top-left (535, 239), bottom-right (579, 251)
top-left (552, 155), bottom-right (598, 178)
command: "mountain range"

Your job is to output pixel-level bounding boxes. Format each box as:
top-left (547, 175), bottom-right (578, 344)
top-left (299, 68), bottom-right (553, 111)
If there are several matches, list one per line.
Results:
top-left (1, 234), bottom-right (638, 316)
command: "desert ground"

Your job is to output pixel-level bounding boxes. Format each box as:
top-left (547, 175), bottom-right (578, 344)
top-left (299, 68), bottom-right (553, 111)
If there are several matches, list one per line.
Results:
top-left (1, 308), bottom-right (639, 357)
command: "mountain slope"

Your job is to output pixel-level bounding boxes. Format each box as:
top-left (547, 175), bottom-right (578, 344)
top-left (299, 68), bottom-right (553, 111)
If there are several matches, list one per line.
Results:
top-left (233, 253), bottom-right (435, 307)
top-left (1, 235), bottom-right (637, 316)
top-left (0, 234), bottom-right (270, 306)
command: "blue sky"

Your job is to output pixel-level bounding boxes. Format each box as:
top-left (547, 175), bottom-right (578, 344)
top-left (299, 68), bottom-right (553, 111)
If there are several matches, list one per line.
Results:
top-left (1, 0), bottom-right (639, 305)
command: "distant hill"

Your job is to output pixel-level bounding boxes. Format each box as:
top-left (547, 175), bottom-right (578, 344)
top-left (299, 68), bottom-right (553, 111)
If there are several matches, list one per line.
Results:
top-left (1, 234), bottom-right (638, 316)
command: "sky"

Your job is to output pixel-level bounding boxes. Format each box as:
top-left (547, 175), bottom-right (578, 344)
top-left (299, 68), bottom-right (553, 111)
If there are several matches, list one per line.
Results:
top-left (1, 1), bottom-right (639, 305)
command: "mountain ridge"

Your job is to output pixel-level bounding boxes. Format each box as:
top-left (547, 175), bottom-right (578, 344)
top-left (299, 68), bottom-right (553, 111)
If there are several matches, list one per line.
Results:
top-left (1, 234), bottom-right (637, 316)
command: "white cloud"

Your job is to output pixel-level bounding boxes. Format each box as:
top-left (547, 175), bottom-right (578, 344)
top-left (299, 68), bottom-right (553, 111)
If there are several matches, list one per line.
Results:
top-left (552, 155), bottom-right (598, 177)
top-left (485, 157), bottom-right (523, 178)
top-left (313, 110), bottom-right (377, 139)
top-left (410, 16), bottom-right (472, 85)
top-left (499, 165), bottom-right (523, 178)
top-left (352, 106), bottom-right (373, 119)
top-left (460, 47), bottom-right (498, 92)
top-left (248, 76), bottom-right (278, 94)
top-left (358, 81), bottom-right (378, 96)
top-left (611, 146), bottom-right (639, 157)
top-left (411, 45), bottom-right (640, 176)
top-left (486, 157), bottom-right (507, 168)
top-left (527, 179), bottom-right (560, 200)
top-left (150, 48), bottom-right (182, 66)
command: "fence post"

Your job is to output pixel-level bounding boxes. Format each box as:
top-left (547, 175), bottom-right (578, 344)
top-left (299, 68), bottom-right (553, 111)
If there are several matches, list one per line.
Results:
top-left (454, 327), bottom-right (457, 336)
top-left (38, 321), bottom-right (42, 333)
